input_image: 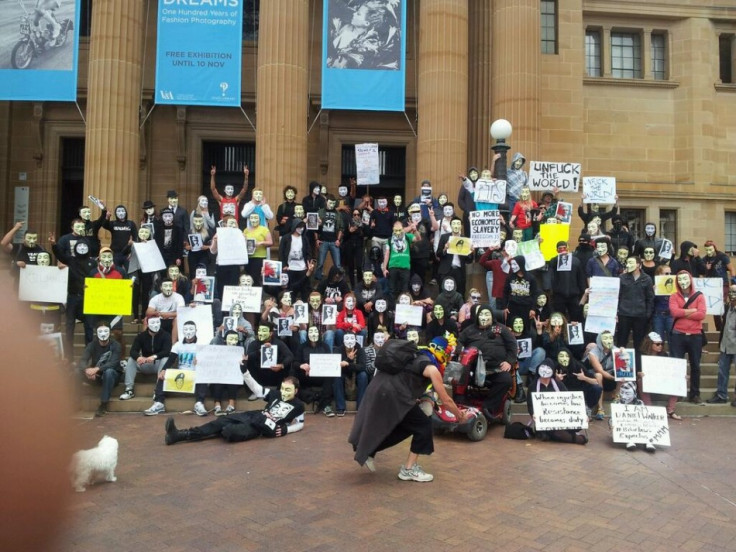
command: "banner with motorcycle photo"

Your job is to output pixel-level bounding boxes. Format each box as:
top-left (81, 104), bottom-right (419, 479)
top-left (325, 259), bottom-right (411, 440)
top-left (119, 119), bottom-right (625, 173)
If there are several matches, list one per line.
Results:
top-left (0, 0), bottom-right (81, 101)
top-left (322, 0), bottom-right (406, 111)
top-left (155, 0), bottom-right (243, 106)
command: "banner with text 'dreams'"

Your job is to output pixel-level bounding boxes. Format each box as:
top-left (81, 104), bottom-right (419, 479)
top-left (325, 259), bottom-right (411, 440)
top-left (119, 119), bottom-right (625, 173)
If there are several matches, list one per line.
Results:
top-left (322, 0), bottom-right (406, 111)
top-left (155, 0), bottom-right (243, 106)
top-left (0, 0), bottom-right (81, 101)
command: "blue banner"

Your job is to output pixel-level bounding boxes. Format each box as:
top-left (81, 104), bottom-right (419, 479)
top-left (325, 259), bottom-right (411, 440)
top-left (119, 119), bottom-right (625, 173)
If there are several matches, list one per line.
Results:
top-left (322, 0), bottom-right (406, 111)
top-left (155, 0), bottom-right (243, 106)
top-left (0, 0), bottom-right (81, 101)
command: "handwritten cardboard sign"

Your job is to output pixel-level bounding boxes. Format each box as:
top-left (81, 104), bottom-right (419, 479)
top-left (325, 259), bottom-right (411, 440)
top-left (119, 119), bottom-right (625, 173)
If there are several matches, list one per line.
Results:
top-left (610, 404), bottom-right (670, 446)
top-left (531, 391), bottom-right (589, 430)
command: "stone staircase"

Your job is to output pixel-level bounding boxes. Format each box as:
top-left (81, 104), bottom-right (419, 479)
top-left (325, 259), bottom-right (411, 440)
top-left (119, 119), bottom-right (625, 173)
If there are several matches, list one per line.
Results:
top-left (73, 319), bottom-right (735, 417)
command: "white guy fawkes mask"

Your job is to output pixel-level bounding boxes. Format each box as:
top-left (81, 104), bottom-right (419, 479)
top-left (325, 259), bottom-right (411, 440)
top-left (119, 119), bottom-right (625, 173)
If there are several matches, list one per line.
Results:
top-left (520, 189), bottom-right (531, 201)
top-left (75, 242), bottom-right (89, 256)
top-left (377, 199), bottom-right (388, 209)
top-left (79, 208), bottom-right (91, 221)
top-left (477, 309), bottom-right (493, 328)
top-left (345, 297), bottom-right (355, 309)
top-left (23, 233), bottom-right (38, 248)
top-left (557, 351), bottom-right (570, 367)
top-left (510, 260), bottom-right (520, 273)
top-left (280, 382), bottom-right (297, 402)
top-left (99, 251), bottom-right (114, 269)
top-left (168, 266), bottom-right (180, 280)
top-left (343, 334), bottom-right (356, 348)
top-left (705, 245), bottom-right (716, 257)
top-left (616, 249), bottom-right (629, 265)
top-left (249, 214), bottom-right (260, 228)
top-left (587, 221), bottom-right (599, 235)
top-left (168, 196), bottom-right (179, 208)
top-left (438, 195), bottom-right (448, 206)
top-left (226, 218), bottom-right (238, 228)
top-left (281, 292), bottom-right (292, 307)
top-left (625, 258), bottom-right (637, 273)
top-left (619, 383), bottom-right (637, 404)
top-left (198, 197), bottom-right (208, 209)
top-left (375, 299), bottom-right (387, 313)
top-left (550, 314), bottom-right (564, 327)
top-left (40, 322), bottom-right (55, 334)
top-left (285, 189), bottom-right (296, 200)
top-left (231, 304), bottom-right (243, 318)
top-left (406, 330), bottom-right (419, 343)
top-left (538, 363), bottom-right (554, 379)
top-left (443, 206), bottom-right (454, 218)
top-left (411, 213), bottom-right (422, 224)
top-left (537, 294), bottom-right (547, 307)
top-left (596, 242), bottom-right (608, 257)
top-left (193, 217), bottom-right (204, 231)
top-left (225, 185), bottom-right (235, 197)
top-left (225, 333), bottom-right (239, 346)
top-left (601, 333), bottom-right (614, 349)
top-left (469, 169), bottom-right (479, 182)
top-left (308, 327), bottom-right (320, 343)
top-left (253, 190), bottom-right (263, 202)
top-left (512, 229), bottom-right (524, 242)
top-left (363, 271), bottom-right (374, 286)
top-left (398, 295), bottom-right (411, 305)
top-left (433, 305), bottom-right (444, 319)
top-left (138, 227), bottom-right (151, 241)
top-left (257, 326), bottom-right (271, 342)
top-left (373, 332), bottom-right (386, 347)
top-left (312, 186), bottom-right (321, 196)
top-left (339, 186), bottom-right (348, 198)
top-left (309, 296), bottom-right (322, 310)
top-left (183, 324), bottom-right (197, 340)
top-left (162, 213), bottom-right (174, 225)
top-left (239, 274), bottom-right (254, 287)
top-left (327, 199), bottom-right (337, 210)
top-left (36, 252), bottom-right (51, 266)
top-left (145, 207), bottom-right (155, 216)
top-left (411, 283), bottom-right (421, 293)
top-left (393, 195), bottom-right (402, 206)
top-left (643, 248), bottom-right (655, 261)
top-left (451, 220), bottom-right (462, 234)
top-left (115, 207), bottom-right (126, 220)
top-left (147, 317), bottom-right (161, 333)
top-left (677, 273), bottom-right (691, 290)
top-left (294, 205), bottom-right (305, 218)
top-left (443, 279), bottom-right (455, 292)
top-left (96, 327), bottom-right (110, 341)
top-left (645, 224), bottom-right (655, 237)
top-left (161, 282), bottom-right (174, 297)
top-left (512, 318), bottom-right (524, 333)
top-left (73, 222), bottom-right (86, 235)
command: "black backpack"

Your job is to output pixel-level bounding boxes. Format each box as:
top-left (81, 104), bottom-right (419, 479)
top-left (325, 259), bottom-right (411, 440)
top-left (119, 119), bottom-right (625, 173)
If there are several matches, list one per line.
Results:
top-left (375, 340), bottom-right (418, 375)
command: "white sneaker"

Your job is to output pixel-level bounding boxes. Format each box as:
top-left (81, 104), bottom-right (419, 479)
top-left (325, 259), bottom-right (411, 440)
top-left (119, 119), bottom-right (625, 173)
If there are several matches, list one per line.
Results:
top-left (398, 463), bottom-right (433, 482)
top-left (144, 401), bottom-right (165, 416)
top-left (119, 388), bottom-right (135, 400)
top-left (224, 405), bottom-right (236, 415)
top-left (214, 405), bottom-right (223, 416)
top-left (364, 456), bottom-right (376, 473)
top-left (193, 402), bottom-right (208, 416)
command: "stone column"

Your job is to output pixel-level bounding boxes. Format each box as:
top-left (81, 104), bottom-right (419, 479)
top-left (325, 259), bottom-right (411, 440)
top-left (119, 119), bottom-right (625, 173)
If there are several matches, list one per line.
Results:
top-left (84, 0), bottom-right (144, 212)
top-left (255, 0), bottom-right (309, 200)
top-left (491, 0), bottom-right (540, 162)
top-left (416, 0), bottom-right (468, 197)
top-left (467, 1), bottom-right (493, 170)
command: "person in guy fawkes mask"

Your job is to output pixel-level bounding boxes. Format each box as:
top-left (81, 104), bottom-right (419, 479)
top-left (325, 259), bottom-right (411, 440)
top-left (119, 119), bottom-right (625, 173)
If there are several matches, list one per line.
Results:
top-left (633, 222), bottom-right (663, 258)
top-left (62, 238), bottom-right (97, 357)
top-left (103, 204), bottom-right (137, 267)
top-left (211, 166), bottom-right (250, 225)
top-left (458, 305), bottom-right (517, 421)
top-left (154, 207), bottom-right (184, 270)
top-left (585, 236), bottom-right (621, 281)
top-left (77, 321), bottom-right (122, 417)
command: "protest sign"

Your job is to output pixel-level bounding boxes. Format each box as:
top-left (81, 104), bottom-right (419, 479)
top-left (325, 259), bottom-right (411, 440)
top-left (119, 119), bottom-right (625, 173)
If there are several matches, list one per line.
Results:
top-left (517, 338), bottom-right (532, 359)
top-left (260, 344), bottom-right (278, 368)
top-left (640, 356), bottom-right (687, 397)
top-left (539, 223), bottom-right (570, 261)
top-left (557, 253), bottom-right (572, 272)
top-left (504, 240), bottom-right (518, 258)
top-left (655, 275), bottom-right (676, 296)
top-left (693, 278), bottom-right (724, 315)
top-left (584, 276), bottom-right (619, 334)
top-left (614, 348), bottom-right (636, 381)
top-left (18, 265), bottom-right (69, 303)
top-left (469, 210), bottom-right (501, 248)
top-left (395, 304), bottom-right (424, 326)
top-left (355, 143), bottom-right (380, 185)
top-left (39, 332), bottom-right (64, 361)
top-left (610, 404), bottom-right (671, 446)
top-left (277, 317), bottom-right (293, 337)
top-left (584, 315), bottom-right (617, 335)
top-left (308, 354), bottom-right (342, 377)
top-left (174, 343), bottom-right (199, 371)
top-left (128, 241), bottom-right (166, 273)
top-left (263, 261), bottom-right (282, 285)
top-left (321, 304), bottom-right (338, 325)
top-left (221, 286), bottom-right (262, 312)
top-left (555, 202), bottom-right (573, 224)
top-left (188, 234), bottom-right (203, 252)
top-left (306, 213), bottom-right (319, 231)
top-left (293, 303), bottom-right (309, 324)
top-left (447, 236), bottom-right (472, 256)
top-left (195, 345), bottom-right (243, 385)
top-left (582, 177), bottom-right (616, 204)
top-left (517, 240), bottom-right (546, 271)
top-left (177, 305), bottom-right (214, 345)
top-left (531, 391), bottom-right (589, 430)
top-left (567, 323), bottom-right (584, 345)
top-left (83, 278), bottom-right (133, 315)
top-left (474, 180), bottom-right (506, 205)
top-left (529, 161), bottom-right (581, 192)
top-left (659, 239), bottom-right (673, 260)
top-left (163, 369), bottom-right (196, 394)
top-left (216, 227), bottom-right (249, 266)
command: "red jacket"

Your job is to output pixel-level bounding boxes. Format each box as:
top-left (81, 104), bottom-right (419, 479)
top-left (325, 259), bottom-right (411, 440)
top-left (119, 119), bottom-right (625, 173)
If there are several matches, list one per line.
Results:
top-left (479, 249), bottom-right (509, 299)
top-left (336, 308), bottom-right (366, 333)
top-left (669, 273), bottom-right (706, 334)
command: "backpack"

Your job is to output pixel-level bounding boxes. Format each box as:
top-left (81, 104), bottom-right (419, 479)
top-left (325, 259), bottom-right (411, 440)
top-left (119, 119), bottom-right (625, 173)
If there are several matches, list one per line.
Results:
top-left (375, 339), bottom-right (418, 375)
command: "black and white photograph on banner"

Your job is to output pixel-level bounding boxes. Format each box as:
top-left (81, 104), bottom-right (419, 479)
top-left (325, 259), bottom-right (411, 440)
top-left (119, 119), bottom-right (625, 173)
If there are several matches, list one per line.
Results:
top-left (260, 344), bottom-right (277, 368)
top-left (277, 317), bottom-right (293, 337)
top-left (326, 0), bottom-right (402, 70)
top-left (0, 0), bottom-right (77, 70)
top-left (567, 323), bottom-right (584, 345)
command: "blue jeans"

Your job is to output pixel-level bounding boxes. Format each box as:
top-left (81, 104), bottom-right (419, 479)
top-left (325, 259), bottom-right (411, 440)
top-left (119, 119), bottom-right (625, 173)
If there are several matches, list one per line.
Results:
top-left (652, 312), bottom-right (673, 344)
top-left (334, 371), bottom-right (368, 412)
top-left (516, 347), bottom-right (545, 384)
top-left (299, 329), bottom-right (334, 350)
top-left (316, 240), bottom-right (340, 280)
top-left (716, 352), bottom-right (735, 400)
top-left (485, 271), bottom-right (497, 310)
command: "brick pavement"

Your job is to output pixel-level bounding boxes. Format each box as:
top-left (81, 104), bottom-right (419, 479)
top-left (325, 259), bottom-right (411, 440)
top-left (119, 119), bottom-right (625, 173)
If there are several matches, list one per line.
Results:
top-left (56, 413), bottom-right (736, 552)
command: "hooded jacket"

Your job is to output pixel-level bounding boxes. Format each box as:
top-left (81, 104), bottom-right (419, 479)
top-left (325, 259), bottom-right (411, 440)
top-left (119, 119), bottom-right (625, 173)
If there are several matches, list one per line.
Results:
top-left (669, 270), bottom-right (706, 334)
top-left (554, 346), bottom-right (589, 391)
top-left (103, 205), bottom-right (138, 254)
top-left (457, 305), bottom-right (518, 370)
top-left (506, 153), bottom-right (527, 201)
top-left (278, 218), bottom-right (313, 267)
top-left (606, 215), bottom-right (635, 252)
top-left (670, 241), bottom-right (705, 277)
top-left (502, 256), bottom-right (537, 314)
top-left (457, 166), bottom-right (478, 214)
top-left (586, 333), bottom-right (615, 375)
top-left (576, 203), bottom-right (618, 232)
top-left (633, 222), bottom-right (663, 258)
top-left (435, 276), bottom-right (464, 315)
top-left (547, 251), bottom-right (586, 298)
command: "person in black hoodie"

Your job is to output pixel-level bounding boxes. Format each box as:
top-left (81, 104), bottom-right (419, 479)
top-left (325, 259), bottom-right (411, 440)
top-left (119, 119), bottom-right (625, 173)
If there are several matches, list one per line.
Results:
top-left (103, 204), bottom-right (138, 268)
top-left (546, 241), bottom-right (586, 323)
top-left (354, 268), bottom-right (384, 315)
top-left (633, 222), bottom-right (663, 259)
top-left (670, 240), bottom-right (706, 278)
top-left (572, 232), bottom-right (595, 270)
top-left (554, 348), bottom-right (602, 418)
top-left (426, 303), bottom-right (458, 341)
top-left (502, 255), bottom-right (537, 325)
top-left (77, 322), bottom-right (122, 417)
top-left (61, 239), bottom-right (97, 358)
top-left (154, 208), bottom-right (184, 270)
top-left (245, 322), bottom-right (295, 389)
top-left (280, 217), bottom-right (314, 302)
top-left (120, 315), bottom-right (172, 401)
top-left (317, 266), bottom-right (351, 311)
top-left (275, 185), bottom-right (298, 240)
top-left (606, 214), bottom-right (635, 253)
top-left (292, 325), bottom-right (336, 415)
top-left (458, 304), bottom-right (517, 420)
top-left (616, 256), bottom-right (654, 359)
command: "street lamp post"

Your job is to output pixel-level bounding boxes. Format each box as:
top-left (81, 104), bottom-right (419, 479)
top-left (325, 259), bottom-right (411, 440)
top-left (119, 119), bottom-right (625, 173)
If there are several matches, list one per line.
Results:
top-left (490, 119), bottom-right (512, 182)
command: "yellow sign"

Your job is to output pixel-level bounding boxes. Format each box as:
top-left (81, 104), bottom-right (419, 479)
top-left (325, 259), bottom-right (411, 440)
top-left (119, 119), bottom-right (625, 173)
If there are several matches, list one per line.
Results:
top-left (83, 278), bottom-right (133, 315)
top-left (163, 369), bottom-right (196, 394)
top-left (447, 236), bottom-right (472, 256)
top-left (655, 275), bottom-right (676, 296)
top-left (539, 223), bottom-right (570, 261)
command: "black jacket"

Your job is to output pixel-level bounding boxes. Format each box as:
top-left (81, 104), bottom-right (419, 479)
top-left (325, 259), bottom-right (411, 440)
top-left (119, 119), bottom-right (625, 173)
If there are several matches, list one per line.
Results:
top-left (617, 271), bottom-right (654, 318)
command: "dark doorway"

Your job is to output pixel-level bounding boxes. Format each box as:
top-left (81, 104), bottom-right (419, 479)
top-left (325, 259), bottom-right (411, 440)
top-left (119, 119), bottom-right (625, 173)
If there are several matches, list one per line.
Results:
top-left (341, 145), bottom-right (406, 206)
top-left (201, 141), bottom-right (256, 209)
top-left (60, 137), bottom-right (85, 235)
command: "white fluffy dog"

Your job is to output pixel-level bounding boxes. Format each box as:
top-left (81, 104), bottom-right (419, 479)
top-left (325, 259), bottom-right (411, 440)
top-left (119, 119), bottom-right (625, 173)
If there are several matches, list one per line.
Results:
top-left (70, 435), bottom-right (119, 492)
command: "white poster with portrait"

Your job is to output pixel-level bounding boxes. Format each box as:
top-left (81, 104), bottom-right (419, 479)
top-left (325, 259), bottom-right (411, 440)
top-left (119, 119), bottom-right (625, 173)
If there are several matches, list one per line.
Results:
top-left (176, 305), bottom-right (214, 346)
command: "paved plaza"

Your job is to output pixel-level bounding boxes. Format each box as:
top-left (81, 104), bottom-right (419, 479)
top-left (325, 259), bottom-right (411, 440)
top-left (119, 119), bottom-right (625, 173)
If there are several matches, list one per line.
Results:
top-left (54, 412), bottom-right (736, 551)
